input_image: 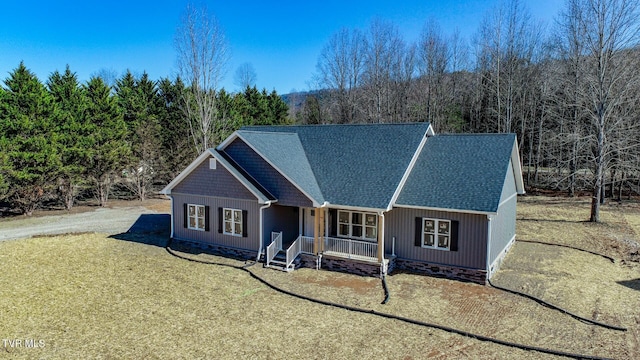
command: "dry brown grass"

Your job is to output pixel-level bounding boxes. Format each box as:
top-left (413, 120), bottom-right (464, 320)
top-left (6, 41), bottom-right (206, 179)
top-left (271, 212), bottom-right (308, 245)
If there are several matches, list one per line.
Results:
top-left (1, 196), bottom-right (639, 359)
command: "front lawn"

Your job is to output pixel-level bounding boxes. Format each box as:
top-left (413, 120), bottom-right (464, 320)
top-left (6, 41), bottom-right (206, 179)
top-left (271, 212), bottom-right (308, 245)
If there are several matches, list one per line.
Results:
top-left (1, 196), bottom-right (638, 359)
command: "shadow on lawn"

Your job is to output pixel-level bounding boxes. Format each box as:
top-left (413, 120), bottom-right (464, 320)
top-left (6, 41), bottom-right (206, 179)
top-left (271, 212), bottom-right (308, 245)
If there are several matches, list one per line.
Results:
top-left (617, 278), bottom-right (640, 291)
top-left (109, 213), bottom-right (171, 247)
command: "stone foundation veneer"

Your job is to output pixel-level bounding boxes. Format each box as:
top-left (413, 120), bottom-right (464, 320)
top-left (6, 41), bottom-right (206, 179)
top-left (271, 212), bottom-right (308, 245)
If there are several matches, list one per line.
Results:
top-left (393, 258), bottom-right (487, 285)
top-left (298, 253), bottom-right (384, 277)
top-left (171, 241), bottom-right (486, 284)
top-left (172, 238), bottom-right (257, 261)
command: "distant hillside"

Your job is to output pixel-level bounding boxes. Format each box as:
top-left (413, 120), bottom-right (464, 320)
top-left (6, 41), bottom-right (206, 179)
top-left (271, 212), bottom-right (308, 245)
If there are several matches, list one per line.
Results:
top-left (281, 89), bottom-right (326, 113)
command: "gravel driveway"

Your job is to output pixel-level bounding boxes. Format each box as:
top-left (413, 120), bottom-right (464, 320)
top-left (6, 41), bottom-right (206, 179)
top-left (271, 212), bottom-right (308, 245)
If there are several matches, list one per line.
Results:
top-left (0, 205), bottom-right (170, 241)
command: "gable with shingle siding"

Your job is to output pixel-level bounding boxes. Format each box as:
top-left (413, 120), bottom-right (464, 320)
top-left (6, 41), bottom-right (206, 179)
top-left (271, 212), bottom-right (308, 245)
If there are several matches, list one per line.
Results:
top-left (172, 155), bottom-right (256, 200)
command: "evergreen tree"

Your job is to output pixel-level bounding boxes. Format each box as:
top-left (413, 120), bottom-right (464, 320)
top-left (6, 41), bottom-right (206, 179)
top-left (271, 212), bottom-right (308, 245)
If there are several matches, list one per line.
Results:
top-left (215, 88), bottom-right (242, 140)
top-left (0, 62), bottom-right (60, 215)
top-left (84, 76), bottom-right (129, 207)
top-left (157, 77), bottom-right (194, 181)
top-left (267, 90), bottom-right (291, 125)
top-left (115, 71), bottom-right (162, 200)
top-left (0, 86), bottom-right (8, 198)
top-left (47, 65), bottom-right (90, 209)
top-left (235, 86), bottom-right (290, 126)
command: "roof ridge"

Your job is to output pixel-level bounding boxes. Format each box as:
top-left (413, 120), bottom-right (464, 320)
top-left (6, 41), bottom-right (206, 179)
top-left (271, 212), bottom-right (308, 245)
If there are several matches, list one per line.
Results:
top-left (436, 133), bottom-right (515, 136)
top-left (238, 129), bottom-right (297, 135)
top-left (242, 122), bottom-right (430, 129)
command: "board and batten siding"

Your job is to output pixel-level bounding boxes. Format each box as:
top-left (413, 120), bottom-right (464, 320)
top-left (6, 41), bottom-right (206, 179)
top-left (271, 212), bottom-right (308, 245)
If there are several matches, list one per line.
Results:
top-left (172, 155), bottom-right (256, 200)
top-left (223, 138), bottom-right (313, 207)
top-left (488, 159), bottom-right (518, 266)
top-left (385, 207), bottom-right (488, 270)
top-left (263, 205), bottom-right (300, 245)
top-left (172, 193), bottom-right (261, 252)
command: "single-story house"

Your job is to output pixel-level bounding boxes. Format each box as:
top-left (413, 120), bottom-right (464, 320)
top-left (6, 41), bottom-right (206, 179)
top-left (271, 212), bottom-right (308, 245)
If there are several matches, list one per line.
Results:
top-left (161, 122), bottom-right (525, 284)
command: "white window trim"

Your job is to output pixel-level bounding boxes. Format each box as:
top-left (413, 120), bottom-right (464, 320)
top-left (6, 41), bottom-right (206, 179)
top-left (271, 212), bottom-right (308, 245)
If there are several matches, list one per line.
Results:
top-left (422, 218), bottom-right (451, 251)
top-left (187, 204), bottom-right (206, 231)
top-left (223, 207), bottom-right (243, 237)
top-left (337, 210), bottom-right (377, 241)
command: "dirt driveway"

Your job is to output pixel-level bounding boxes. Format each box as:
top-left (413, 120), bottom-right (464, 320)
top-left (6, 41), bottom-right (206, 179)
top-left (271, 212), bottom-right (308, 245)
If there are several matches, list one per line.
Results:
top-left (0, 199), bottom-right (171, 241)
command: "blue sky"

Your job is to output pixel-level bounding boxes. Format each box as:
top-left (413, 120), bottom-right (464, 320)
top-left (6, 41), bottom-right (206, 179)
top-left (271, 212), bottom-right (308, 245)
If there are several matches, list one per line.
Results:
top-left (0, 0), bottom-right (563, 94)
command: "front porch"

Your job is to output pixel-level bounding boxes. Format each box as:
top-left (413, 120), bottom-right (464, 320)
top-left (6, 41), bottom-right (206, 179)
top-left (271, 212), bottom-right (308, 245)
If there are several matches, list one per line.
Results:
top-left (264, 205), bottom-right (393, 275)
top-left (265, 233), bottom-right (394, 276)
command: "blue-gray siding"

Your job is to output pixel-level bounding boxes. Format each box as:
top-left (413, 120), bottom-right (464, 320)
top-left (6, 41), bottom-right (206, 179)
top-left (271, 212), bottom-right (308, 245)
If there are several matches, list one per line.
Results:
top-left (172, 156), bottom-right (256, 200)
top-left (384, 207), bottom-right (488, 269)
top-left (172, 193), bottom-right (260, 252)
top-left (224, 138), bottom-right (313, 207)
top-left (263, 205), bottom-right (300, 246)
top-left (488, 160), bottom-right (518, 265)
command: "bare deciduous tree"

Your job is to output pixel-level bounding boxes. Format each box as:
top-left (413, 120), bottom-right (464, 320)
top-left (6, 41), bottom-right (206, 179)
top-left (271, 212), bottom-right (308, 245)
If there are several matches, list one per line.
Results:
top-left (316, 27), bottom-right (367, 123)
top-left (417, 19), bottom-right (449, 128)
top-left (559, 0), bottom-right (640, 222)
top-left (174, 3), bottom-right (230, 153)
top-left (234, 62), bottom-right (257, 90)
top-left (363, 18), bottom-right (405, 123)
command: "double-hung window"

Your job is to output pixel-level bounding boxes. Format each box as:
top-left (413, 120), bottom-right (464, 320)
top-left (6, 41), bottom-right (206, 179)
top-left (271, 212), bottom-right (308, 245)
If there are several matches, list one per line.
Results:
top-left (223, 208), bottom-right (243, 236)
top-left (187, 204), bottom-right (206, 231)
top-left (422, 218), bottom-right (451, 250)
top-left (337, 210), bottom-right (377, 241)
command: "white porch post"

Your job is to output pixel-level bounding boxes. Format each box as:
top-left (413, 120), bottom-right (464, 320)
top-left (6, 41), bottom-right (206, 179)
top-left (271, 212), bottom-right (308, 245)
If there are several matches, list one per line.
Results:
top-left (377, 212), bottom-right (385, 262)
top-left (299, 207), bottom-right (303, 235)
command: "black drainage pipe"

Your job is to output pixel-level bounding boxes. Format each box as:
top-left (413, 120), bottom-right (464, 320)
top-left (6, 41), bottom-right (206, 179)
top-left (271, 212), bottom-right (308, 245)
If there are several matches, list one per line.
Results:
top-left (487, 279), bottom-right (626, 332)
top-left (381, 275), bottom-right (390, 304)
top-left (165, 241), bottom-right (616, 360)
top-left (517, 239), bottom-right (616, 263)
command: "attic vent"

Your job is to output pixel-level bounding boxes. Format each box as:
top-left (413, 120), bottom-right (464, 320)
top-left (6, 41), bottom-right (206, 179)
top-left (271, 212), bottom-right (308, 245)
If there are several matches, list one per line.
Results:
top-left (209, 158), bottom-right (217, 170)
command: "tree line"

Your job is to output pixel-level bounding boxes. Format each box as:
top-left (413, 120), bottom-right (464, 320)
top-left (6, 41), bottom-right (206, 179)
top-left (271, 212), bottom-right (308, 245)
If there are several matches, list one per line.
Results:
top-left (295, 0), bottom-right (640, 222)
top-left (0, 63), bottom-right (290, 215)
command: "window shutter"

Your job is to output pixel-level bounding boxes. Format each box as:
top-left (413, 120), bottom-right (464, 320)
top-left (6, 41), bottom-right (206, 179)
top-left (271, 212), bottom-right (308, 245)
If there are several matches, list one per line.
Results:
top-left (183, 204), bottom-right (188, 228)
top-left (218, 207), bottom-right (223, 233)
top-left (329, 209), bottom-right (337, 237)
top-left (204, 206), bottom-right (210, 231)
top-left (242, 210), bottom-right (248, 237)
top-left (450, 220), bottom-right (459, 252)
top-left (415, 217), bottom-right (422, 246)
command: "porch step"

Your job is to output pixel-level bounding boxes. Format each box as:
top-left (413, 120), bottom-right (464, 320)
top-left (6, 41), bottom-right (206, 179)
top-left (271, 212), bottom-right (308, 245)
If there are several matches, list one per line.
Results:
top-left (264, 250), bottom-right (302, 272)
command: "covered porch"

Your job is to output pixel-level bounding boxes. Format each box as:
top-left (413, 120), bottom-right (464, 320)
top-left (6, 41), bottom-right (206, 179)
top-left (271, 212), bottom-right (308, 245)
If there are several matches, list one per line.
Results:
top-left (265, 206), bottom-right (390, 273)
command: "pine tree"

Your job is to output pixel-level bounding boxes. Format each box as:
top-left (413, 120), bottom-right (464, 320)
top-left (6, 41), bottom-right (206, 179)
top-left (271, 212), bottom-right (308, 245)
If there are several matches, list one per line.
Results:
top-left (84, 76), bottom-right (129, 207)
top-left (157, 77), bottom-right (195, 181)
top-left (0, 62), bottom-right (60, 215)
top-left (267, 90), bottom-right (291, 125)
top-left (47, 65), bottom-right (90, 209)
top-left (115, 71), bottom-right (162, 201)
top-left (0, 86), bottom-right (8, 198)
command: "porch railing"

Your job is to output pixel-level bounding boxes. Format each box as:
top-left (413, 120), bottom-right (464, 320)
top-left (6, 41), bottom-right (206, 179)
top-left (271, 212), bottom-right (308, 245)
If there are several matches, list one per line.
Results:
top-left (323, 236), bottom-right (378, 260)
top-left (285, 238), bottom-right (301, 270)
top-left (299, 235), bottom-right (314, 254)
top-left (266, 231), bottom-right (282, 267)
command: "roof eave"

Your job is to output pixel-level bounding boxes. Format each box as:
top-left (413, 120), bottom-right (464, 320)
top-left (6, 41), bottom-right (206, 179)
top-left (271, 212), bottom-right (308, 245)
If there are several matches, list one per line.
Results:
top-left (511, 138), bottom-right (526, 195)
top-left (393, 203), bottom-right (497, 216)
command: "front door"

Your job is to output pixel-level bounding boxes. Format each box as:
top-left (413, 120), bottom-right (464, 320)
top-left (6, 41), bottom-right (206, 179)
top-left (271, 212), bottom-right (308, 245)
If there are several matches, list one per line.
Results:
top-left (304, 208), bottom-right (315, 237)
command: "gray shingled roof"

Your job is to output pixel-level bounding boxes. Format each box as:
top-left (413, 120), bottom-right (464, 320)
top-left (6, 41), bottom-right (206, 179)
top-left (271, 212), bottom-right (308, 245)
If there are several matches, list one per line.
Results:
top-left (236, 130), bottom-right (324, 204)
top-left (395, 134), bottom-right (516, 213)
top-left (239, 123), bottom-right (431, 209)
